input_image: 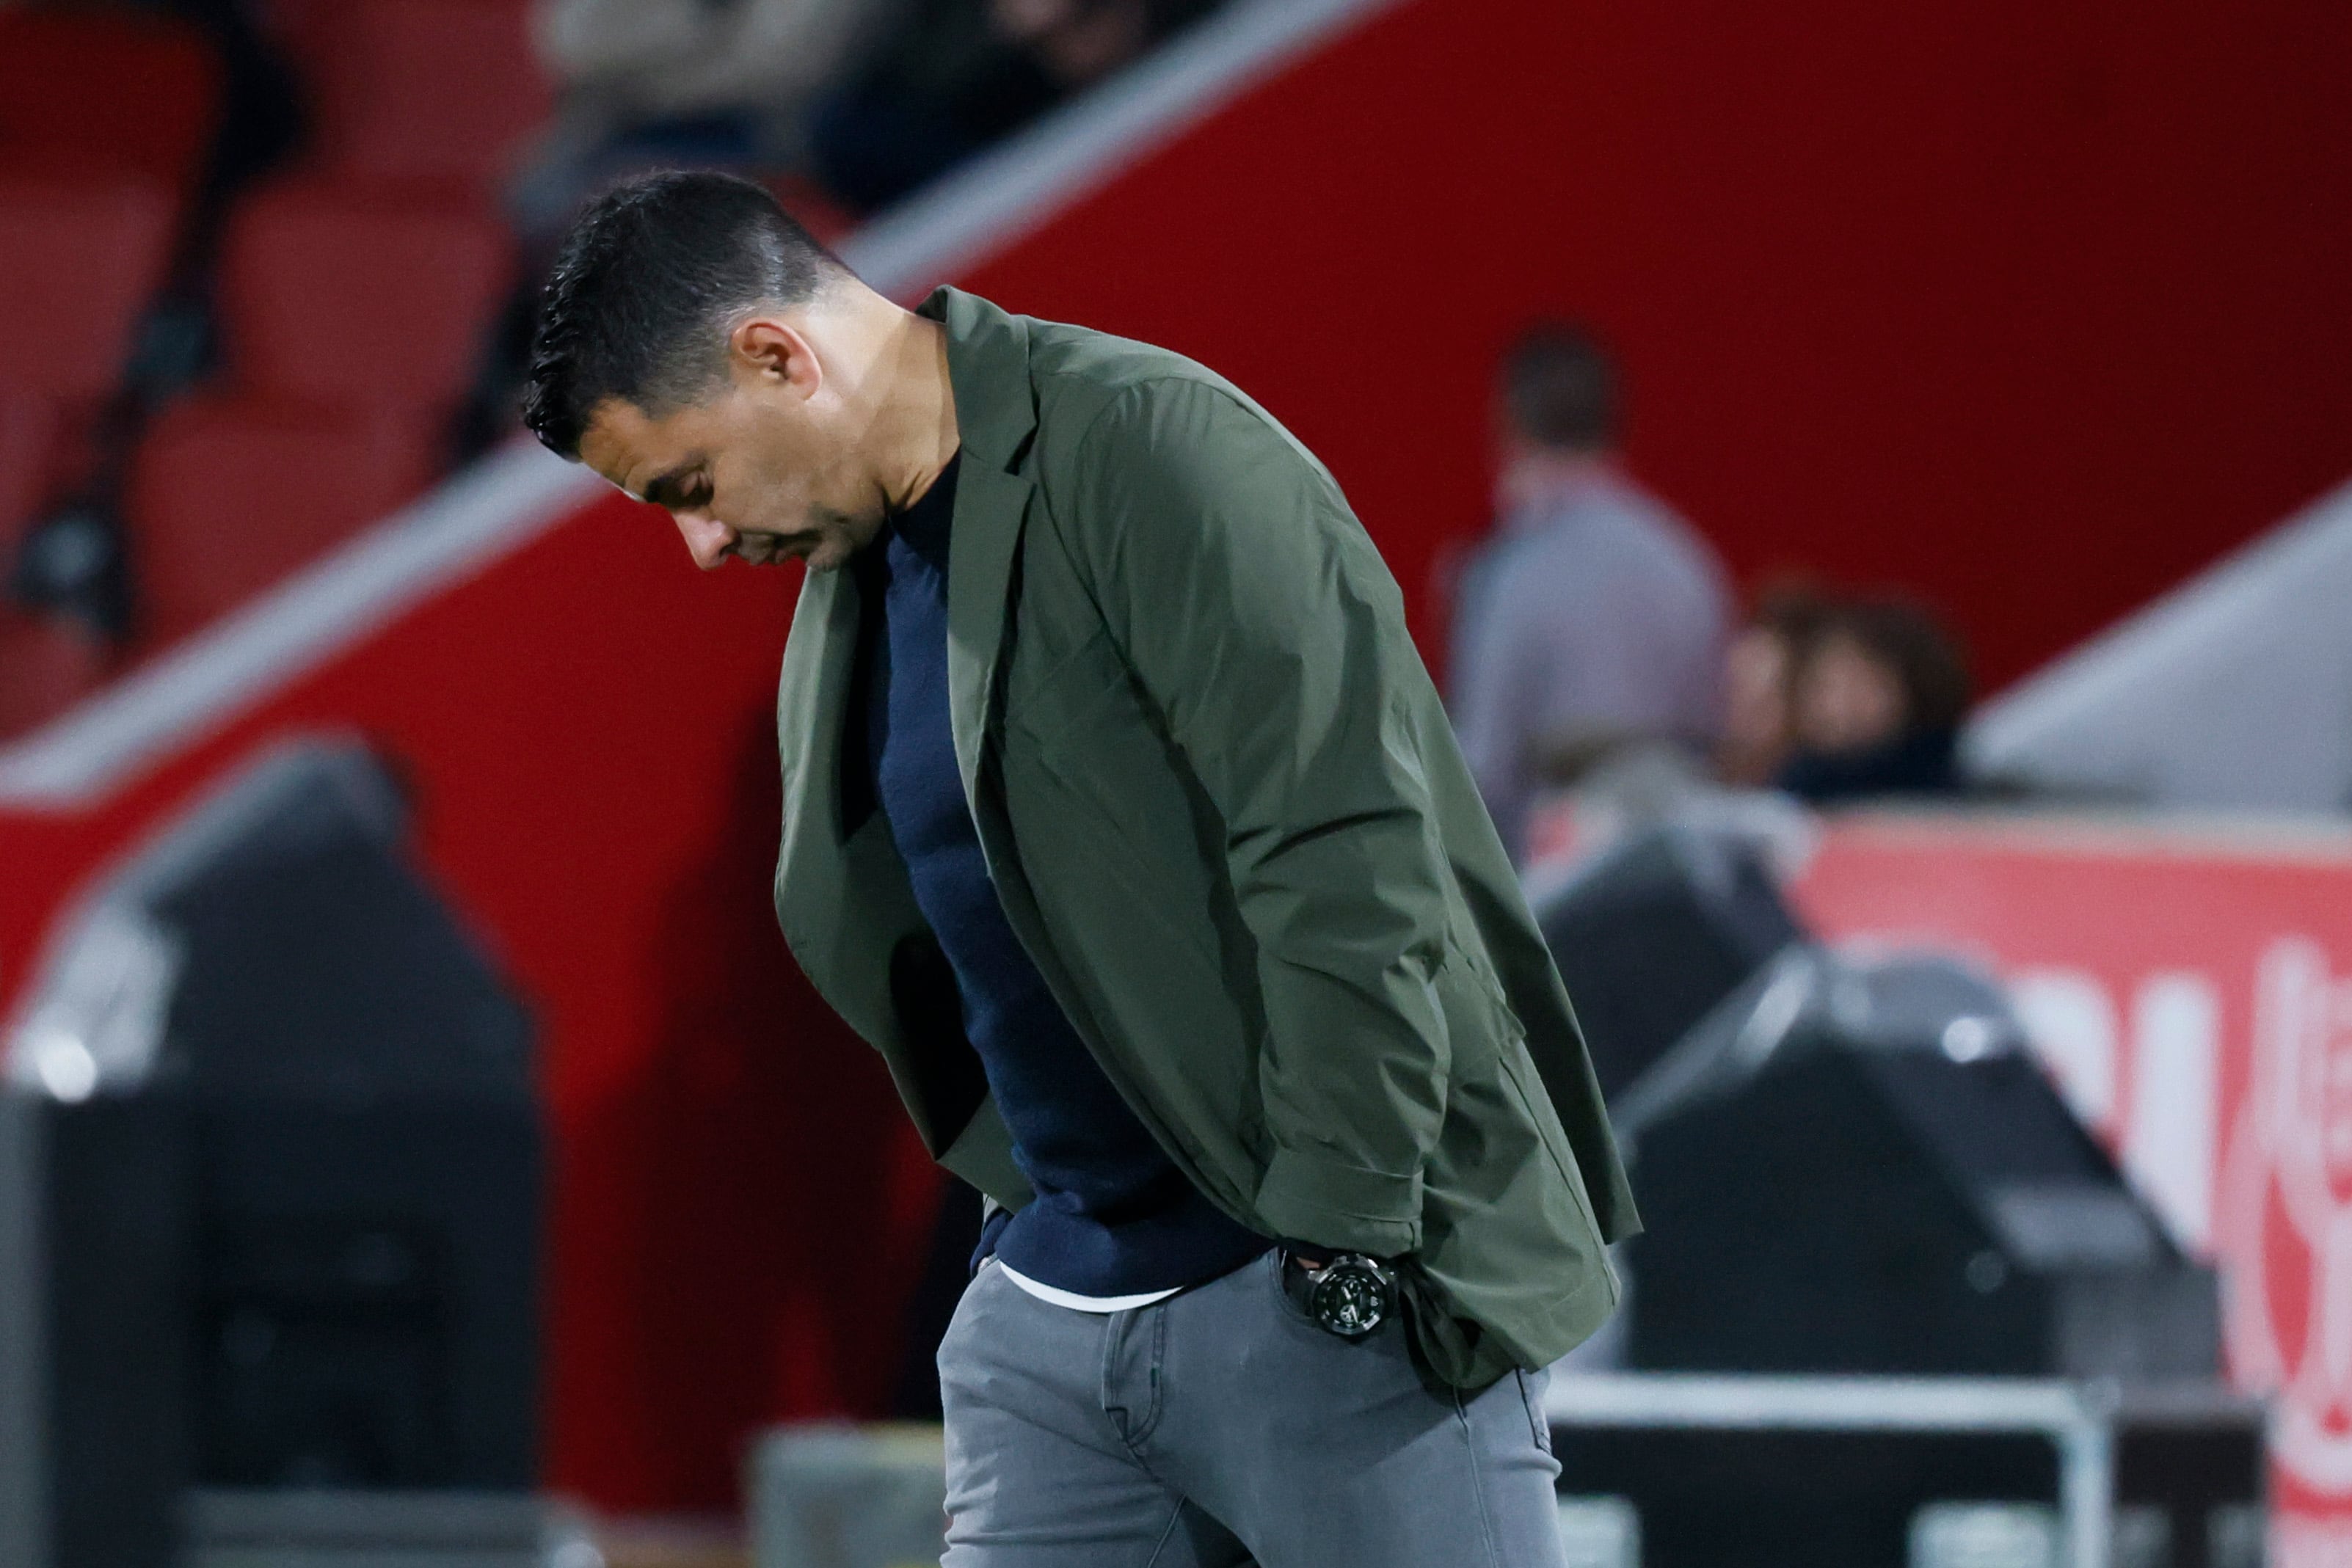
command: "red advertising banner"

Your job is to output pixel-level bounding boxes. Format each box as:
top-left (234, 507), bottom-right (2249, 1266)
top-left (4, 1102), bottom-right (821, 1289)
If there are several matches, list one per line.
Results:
top-left (1794, 813), bottom-right (2352, 1565)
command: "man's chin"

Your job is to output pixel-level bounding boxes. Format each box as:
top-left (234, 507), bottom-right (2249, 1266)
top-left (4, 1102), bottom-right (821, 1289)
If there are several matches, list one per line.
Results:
top-left (799, 537), bottom-right (856, 573)
top-left (799, 517), bottom-right (884, 573)
top-left (733, 532), bottom-right (834, 570)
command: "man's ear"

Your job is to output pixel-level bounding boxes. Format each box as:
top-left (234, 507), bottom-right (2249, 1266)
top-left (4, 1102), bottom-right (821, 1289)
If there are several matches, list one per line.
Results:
top-left (730, 317), bottom-right (820, 397)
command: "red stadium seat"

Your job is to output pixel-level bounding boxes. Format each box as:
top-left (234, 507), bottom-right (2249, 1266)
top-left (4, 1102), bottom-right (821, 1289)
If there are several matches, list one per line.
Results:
top-left (128, 395), bottom-right (437, 645)
top-left (217, 181), bottom-right (513, 412)
top-left (258, 0), bottom-right (337, 72)
top-left (0, 12), bottom-right (221, 191)
top-left (304, 0), bottom-right (550, 191)
top-left (0, 178), bottom-right (180, 401)
top-left (0, 390), bottom-right (60, 559)
top-left (0, 609), bottom-right (104, 742)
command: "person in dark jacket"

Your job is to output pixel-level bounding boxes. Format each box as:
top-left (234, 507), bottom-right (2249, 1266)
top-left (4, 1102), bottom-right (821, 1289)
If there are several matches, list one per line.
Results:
top-left (1774, 595), bottom-right (1970, 803)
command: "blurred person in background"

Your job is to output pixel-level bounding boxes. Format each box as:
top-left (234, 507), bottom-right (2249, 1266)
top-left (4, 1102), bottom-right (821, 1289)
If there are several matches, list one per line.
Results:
top-left (482, 0), bottom-right (1224, 455)
top-left (994, 0), bottom-right (1218, 84)
top-left (807, 0), bottom-right (1222, 212)
top-left (508, 0), bottom-right (1225, 370)
top-left (1774, 595), bottom-right (1970, 804)
top-left (1448, 323), bottom-right (1732, 862)
top-left (1512, 583), bottom-right (1829, 894)
top-left (1716, 583), bottom-right (1830, 788)
top-left (516, 0), bottom-right (906, 239)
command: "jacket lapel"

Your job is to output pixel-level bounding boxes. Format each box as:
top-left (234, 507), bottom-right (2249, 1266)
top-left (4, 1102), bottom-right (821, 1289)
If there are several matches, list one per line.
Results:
top-left (766, 288), bottom-right (1043, 1206)
top-left (768, 285), bottom-right (1040, 1089)
top-left (924, 287), bottom-right (1039, 812)
top-left (773, 560), bottom-right (854, 839)
top-left (945, 461), bottom-right (1033, 803)
top-left (771, 559), bottom-right (891, 1026)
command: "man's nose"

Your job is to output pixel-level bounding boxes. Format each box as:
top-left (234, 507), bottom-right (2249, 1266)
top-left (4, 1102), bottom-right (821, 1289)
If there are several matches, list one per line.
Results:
top-left (674, 511), bottom-right (736, 572)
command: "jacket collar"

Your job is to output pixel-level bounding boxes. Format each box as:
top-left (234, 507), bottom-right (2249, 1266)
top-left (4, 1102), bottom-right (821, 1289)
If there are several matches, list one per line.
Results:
top-left (920, 285), bottom-right (1037, 477)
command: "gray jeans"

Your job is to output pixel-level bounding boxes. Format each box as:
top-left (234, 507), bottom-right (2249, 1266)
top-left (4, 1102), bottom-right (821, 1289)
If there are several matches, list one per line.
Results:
top-left (937, 1252), bottom-right (1568, 1567)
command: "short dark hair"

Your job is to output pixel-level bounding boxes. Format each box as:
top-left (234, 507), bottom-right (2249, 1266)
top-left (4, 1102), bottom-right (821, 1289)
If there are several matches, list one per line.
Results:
top-left (522, 171), bottom-right (845, 459)
top-left (1499, 323), bottom-right (1617, 451)
top-left (1824, 597), bottom-right (1974, 732)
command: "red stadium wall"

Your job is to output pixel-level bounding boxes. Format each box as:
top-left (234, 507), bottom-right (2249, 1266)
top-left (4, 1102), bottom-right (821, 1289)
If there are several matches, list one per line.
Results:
top-left (4, 0), bottom-right (2351, 1515)
top-left (961, 0), bottom-right (2352, 694)
top-left (0, 516), bottom-right (922, 1510)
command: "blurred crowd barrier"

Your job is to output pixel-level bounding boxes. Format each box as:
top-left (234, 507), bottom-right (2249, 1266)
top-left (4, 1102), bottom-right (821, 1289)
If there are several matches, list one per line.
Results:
top-left (1796, 810), bottom-right (2352, 1560)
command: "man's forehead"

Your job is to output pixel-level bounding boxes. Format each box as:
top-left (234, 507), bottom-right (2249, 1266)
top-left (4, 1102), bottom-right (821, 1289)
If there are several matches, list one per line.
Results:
top-left (578, 398), bottom-right (665, 497)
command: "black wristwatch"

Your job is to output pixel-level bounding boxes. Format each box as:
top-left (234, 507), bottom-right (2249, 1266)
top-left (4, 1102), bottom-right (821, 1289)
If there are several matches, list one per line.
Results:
top-left (1281, 1249), bottom-right (1397, 1338)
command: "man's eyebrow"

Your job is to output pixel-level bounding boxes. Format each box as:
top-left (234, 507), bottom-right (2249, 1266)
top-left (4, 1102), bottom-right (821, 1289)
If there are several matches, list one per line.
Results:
top-left (638, 463), bottom-right (702, 509)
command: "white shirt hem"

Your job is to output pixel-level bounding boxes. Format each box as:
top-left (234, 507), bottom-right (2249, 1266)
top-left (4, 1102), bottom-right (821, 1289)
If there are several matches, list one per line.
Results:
top-left (992, 1261), bottom-right (1184, 1313)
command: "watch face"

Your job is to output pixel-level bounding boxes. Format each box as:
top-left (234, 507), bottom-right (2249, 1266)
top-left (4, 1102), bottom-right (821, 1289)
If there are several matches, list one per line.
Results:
top-left (1311, 1264), bottom-right (1388, 1338)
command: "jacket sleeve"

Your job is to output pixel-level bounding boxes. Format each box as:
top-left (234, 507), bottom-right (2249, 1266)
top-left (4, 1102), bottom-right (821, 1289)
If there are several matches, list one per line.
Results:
top-left (1064, 377), bottom-right (1453, 1257)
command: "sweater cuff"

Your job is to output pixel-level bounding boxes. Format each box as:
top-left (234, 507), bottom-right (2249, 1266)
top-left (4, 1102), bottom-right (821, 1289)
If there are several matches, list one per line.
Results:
top-left (1253, 1145), bottom-right (1423, 1258)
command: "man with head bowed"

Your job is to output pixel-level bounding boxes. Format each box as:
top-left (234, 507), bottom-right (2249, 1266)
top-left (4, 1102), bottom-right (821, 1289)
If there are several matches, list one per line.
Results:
top-left (525, 169), bottom-right (1636, 1568)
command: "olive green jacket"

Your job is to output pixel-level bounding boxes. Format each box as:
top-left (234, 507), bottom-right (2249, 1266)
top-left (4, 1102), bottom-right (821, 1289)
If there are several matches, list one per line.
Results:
top-left (773, 286), bottom-right (1637, 1388)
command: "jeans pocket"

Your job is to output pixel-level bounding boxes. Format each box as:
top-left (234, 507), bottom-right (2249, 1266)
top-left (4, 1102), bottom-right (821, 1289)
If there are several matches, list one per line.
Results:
top-left (1515, 1368), bottom-right (1554, 1454)
top-left (1268, 1250), bottom-right (1316, 1324)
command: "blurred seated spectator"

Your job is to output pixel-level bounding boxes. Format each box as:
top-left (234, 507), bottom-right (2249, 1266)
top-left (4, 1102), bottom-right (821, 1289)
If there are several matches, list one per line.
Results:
top-left (1448, 322), bottom-right (1732, 862)
top-left (995, 0), bottom-right (1214, 84)
top-left (486, 0), bottom-right (1224, 456)
top-left (1773, 595), bottom-right (1970, 804)
top-left (1716, 583), bottom-right (1830, 787)
top-left (514, 0), bottom-right (905, 241)
top-left (537, 0), bottom-right (892, 125)
top-left (808, 0), bottom-right (1222, 213)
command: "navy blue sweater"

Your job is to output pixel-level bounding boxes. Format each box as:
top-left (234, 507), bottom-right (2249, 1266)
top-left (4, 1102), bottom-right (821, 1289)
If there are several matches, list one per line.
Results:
top-left (853, 455), bottom-right (1267, 1298)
